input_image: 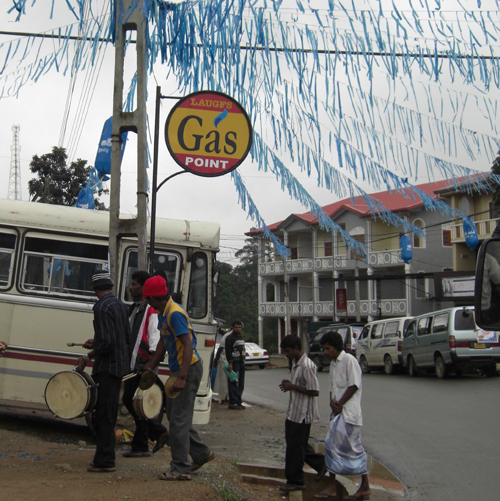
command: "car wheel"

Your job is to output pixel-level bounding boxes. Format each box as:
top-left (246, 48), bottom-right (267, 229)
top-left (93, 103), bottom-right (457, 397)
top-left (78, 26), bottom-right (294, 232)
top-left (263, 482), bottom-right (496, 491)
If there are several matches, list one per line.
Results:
top-left (435, 356), bottom-right (447, 379)
top-left (384, 355), bottom-right (394, 375)
top-left (258, 364), bottom-right (266, 370)
top-left (409, 356), bottom-right (417, 377)
top-left (482, 363), bottom-right (497, 378)
top-left (313, 356), bottom-right (324, 372)
top-left (359, 356), bottom-right (370, 374)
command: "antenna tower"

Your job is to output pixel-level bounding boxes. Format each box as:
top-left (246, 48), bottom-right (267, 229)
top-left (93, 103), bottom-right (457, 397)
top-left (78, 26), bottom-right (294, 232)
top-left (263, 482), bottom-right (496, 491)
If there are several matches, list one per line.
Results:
top-left (8, 125), bottom-right (22, 200)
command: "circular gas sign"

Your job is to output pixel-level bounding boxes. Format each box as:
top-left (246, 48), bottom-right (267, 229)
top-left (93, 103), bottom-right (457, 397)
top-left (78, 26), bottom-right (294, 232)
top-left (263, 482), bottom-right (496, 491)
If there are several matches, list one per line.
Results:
top-left (165, 90), bottom-right (252, 177)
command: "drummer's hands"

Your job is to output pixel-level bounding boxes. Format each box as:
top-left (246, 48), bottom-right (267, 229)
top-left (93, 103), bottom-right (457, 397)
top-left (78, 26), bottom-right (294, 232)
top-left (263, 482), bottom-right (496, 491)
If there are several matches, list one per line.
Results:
top-left (172, 376), bottom-right (186, 393)
top-left (82, 339), bottom-right (94, 349)
top-left (76, 355), bottom-right (89, 371)
top-left (0, 341), bottom-right (7, 357)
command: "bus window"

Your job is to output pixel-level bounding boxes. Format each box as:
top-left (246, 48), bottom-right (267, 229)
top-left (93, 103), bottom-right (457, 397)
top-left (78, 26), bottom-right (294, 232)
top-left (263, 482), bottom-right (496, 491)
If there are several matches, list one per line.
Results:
top-left (0, 230), bottom-right (17, 288)
top-left (188, 252), bottom-right (207, 319)
top-left (122, 248), bottom-right (181, 302)
top-left (21, 235), bottom-right (108, 297)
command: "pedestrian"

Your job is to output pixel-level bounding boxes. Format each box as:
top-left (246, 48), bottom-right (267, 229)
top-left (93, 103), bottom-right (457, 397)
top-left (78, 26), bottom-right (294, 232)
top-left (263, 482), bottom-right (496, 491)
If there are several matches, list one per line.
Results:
top-left (212, 329), bottom-right (230, 404)
top-left (76, 272), bottom-right (131, 473)
top-left (314, 331), bottom-right (371, 500)
top-left (122, 270), bottom-right (169, 458)
top-left (278, 334), bottom-right (326, 493)
top-left (141, 275), bottom-right (215, 481)
top-left (225, 320), bottom-right (246, 410)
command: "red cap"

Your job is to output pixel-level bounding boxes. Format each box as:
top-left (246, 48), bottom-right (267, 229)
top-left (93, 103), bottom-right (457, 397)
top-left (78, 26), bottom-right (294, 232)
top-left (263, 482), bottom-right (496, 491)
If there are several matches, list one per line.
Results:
top-left (143, 275), bottom-right (168, 299)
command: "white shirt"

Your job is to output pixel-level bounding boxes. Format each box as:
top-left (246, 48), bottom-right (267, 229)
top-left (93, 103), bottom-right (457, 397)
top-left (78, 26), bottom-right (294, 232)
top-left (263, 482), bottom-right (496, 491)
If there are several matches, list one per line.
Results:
top-left (329, 350), bottom-right (363, 426)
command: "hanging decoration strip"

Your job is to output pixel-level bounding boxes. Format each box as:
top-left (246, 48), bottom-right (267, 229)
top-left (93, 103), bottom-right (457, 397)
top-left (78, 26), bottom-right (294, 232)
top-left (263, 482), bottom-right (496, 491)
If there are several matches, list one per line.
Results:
top-left (4, 0), bottom-right (500, 256)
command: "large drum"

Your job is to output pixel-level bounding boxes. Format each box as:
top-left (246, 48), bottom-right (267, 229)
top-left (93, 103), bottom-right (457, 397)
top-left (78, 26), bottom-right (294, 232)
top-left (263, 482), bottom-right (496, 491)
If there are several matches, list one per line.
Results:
top-left (133, 382), bottom-right (163, 420)
top-left (45, 369), bottom-right (98, 420)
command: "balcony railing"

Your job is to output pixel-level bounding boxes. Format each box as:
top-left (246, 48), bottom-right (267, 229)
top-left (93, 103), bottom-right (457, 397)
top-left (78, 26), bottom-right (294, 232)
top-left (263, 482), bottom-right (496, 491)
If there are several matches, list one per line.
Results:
top-left (259, 250), bottom-right (403, 276)
top-left (259, 299), bottom-right (408, 317)
top-left (451, 218), bottom-right (496, 242)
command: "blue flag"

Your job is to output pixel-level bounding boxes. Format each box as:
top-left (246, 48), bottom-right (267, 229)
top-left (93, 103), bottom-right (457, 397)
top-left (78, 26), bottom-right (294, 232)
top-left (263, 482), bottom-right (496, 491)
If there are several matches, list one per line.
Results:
top-left (94, 117), bottom-right (128, 177)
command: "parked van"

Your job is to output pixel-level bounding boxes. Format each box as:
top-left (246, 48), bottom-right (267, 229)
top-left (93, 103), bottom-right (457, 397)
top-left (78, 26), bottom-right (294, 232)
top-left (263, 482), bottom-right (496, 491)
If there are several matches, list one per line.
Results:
top-left (356, 317), bottom-right (413, 374)
top-left (401, 306), bottom-right (500, 378)
top-left (307, 323), bottom-right (364, 371)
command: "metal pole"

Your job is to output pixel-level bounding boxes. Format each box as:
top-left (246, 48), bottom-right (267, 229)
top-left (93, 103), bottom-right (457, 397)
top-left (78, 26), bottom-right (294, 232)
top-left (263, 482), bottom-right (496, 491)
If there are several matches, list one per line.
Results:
top-left (150, 86), bottom-right (161, 275)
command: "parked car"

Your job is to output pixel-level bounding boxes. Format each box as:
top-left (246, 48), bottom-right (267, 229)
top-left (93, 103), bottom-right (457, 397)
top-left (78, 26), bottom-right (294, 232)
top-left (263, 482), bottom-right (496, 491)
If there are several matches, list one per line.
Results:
top-left (401, 306), bottom-right (500, 378)
top-left (356, 317), bottom-right (413, 374)
top-left (214, 334), bottom-right (269, 369)
top-left (307, 323), bottom-right (365, 371)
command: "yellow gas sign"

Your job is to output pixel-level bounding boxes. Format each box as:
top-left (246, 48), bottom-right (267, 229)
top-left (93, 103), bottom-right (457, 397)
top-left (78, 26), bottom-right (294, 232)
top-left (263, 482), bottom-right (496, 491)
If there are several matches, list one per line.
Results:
top-left (165, 90), bottom-right (252, 177)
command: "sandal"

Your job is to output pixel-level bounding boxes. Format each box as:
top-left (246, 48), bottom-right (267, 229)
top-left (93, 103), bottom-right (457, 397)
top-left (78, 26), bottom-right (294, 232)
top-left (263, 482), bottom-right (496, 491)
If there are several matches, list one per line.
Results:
top-left (87, 466), bottom-right (116, 473)
top-left (191, 451), bottom-right (215, 472)
top-left (158, 472), bottom-right (191, 481)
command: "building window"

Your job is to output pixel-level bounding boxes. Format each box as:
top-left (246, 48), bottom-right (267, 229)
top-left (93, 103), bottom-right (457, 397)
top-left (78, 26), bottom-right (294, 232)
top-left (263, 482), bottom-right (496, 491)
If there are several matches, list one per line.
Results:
top-left (413, 219), bottom-right (425, 248)
top-left (349, 226), bottom-right (365, 259)
top-left (442, 223), bottom-right (452, 247)
top-left (459, 196), bottom-right (471, 216)
top-left (324, 241), bottom-right (333, 257)
top-left (416, 273), bottom-right (426, 299)
top-left (290, 247), bottom-right (298, 260)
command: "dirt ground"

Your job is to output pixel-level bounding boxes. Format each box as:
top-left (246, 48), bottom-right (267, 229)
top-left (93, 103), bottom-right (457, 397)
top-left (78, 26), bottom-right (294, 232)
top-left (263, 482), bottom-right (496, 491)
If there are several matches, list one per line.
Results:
top-left (0, 401), bottom-right (287, 501)
top-left (0, 383), bottom-right (405, 501)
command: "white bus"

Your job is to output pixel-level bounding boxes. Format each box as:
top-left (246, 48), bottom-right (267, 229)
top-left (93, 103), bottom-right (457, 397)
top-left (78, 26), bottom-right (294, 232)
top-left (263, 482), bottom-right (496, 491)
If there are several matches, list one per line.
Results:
top-left (0, 199), bottom-right (220, 424)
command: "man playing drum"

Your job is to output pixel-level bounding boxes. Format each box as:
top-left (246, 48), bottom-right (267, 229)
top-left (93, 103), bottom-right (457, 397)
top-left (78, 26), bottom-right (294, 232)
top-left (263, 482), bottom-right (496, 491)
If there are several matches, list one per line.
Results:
top-left (141, 275), bottom-right (215, 481)
top-left (76, 272), bottom-right (131, 473)
top-left (122, 270), bottom-right (169, 457)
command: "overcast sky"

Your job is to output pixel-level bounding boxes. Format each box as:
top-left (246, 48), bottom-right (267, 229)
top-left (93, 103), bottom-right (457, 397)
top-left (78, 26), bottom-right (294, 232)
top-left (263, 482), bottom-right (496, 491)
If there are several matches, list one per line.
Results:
top-left (0, 1), bottom-right (497, 264)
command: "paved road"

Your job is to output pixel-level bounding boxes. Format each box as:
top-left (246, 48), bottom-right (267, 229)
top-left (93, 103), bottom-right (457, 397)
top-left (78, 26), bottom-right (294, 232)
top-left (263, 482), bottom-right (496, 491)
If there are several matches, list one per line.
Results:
top-left (244, 366), bottom-right (500, 500)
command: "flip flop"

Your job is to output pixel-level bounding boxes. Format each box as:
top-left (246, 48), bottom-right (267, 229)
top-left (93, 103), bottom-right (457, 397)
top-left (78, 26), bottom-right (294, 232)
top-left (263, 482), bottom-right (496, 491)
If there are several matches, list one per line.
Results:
top-left (316, 464), bottom-right (328, 481)
top-left (346, 495), bottom-right (371, 500)
top-left (191, 451), bottom-right (215, 472)
top-left (314, 493), bottom-right (341, 500)
top-left (158, 472), bottom-right (191, 481)
top-left (279, 484), bottom-right (306, 492)
top-left (122, 451), bottom-right (151, 458)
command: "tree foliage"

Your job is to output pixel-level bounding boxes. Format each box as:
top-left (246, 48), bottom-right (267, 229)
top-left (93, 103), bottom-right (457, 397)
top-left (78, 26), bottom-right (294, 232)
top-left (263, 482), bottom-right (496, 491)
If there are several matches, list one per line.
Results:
top-left (28, 146), bottom-right (107, 209)
top-left (214, 236), bottom-right (279, 353)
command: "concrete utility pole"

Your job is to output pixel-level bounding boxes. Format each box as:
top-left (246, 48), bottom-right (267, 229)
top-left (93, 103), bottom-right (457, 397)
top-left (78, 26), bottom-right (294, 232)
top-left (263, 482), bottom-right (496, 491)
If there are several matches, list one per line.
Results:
top-left (8, 125), bottom-right (22, 200)
top-left (109, 0), bottom-right (148, 279)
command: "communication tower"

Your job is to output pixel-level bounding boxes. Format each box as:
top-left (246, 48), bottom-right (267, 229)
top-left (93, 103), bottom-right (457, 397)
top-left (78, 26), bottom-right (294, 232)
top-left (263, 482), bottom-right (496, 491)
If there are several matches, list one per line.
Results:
top-left (8, 125), bottom-right (22, 200)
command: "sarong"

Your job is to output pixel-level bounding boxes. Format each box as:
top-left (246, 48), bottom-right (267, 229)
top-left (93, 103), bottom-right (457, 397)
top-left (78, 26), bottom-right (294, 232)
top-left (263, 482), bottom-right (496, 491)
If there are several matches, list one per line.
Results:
top-left (324, 413), bottom-right (367, 476)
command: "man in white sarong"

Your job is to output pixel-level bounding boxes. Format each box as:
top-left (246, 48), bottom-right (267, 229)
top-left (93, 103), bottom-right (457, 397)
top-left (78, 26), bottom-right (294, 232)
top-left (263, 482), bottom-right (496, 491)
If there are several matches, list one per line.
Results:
top-left (212, 330), bottom-right (230, 403)
top-left (314, 331), bottom-right (371, 501)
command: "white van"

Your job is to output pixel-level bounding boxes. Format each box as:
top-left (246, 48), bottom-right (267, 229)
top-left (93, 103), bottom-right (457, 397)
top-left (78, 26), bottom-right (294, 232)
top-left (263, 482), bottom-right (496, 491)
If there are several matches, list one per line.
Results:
top-left (356, 317), bottom-right (413, 374)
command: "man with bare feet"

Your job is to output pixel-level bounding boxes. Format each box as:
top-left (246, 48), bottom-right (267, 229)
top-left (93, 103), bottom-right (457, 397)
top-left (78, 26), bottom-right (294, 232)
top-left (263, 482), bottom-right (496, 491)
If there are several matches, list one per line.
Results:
top-left (314, 331), bottom-right (371, 501)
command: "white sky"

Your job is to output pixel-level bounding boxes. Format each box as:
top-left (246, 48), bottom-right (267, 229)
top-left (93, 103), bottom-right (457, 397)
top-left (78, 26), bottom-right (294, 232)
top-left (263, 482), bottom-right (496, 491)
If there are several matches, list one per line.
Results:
top-left (0, 1), bottom-right (498, 264)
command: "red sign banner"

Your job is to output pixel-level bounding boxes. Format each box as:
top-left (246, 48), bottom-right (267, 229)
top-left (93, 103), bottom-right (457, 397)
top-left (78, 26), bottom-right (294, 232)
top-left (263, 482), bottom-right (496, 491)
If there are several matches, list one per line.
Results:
top-left (336, 288), bottom-right (347, 310)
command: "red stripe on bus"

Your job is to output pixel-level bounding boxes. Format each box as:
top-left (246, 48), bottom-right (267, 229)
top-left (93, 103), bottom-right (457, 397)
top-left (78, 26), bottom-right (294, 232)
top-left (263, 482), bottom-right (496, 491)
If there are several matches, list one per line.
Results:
top-left (5, 351), bottom-right (93, 367)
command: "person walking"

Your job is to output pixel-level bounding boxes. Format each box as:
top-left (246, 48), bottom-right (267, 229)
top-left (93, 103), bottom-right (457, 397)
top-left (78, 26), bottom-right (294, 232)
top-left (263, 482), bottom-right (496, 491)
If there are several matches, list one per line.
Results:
top-left (76, 272), bottom-right (131, 473)
top-left (122, 270), bottom-right (169, 457)
top-left (225, 321), bottom-right (246, 410)
top-left (212, 330), bottom-right (230, 404)
top-left (141, 275), bottom-right (214, 481)
top-left (314, 331), bottom-right (371, 500)
top-left (279, 334), bottom-right (326, 493)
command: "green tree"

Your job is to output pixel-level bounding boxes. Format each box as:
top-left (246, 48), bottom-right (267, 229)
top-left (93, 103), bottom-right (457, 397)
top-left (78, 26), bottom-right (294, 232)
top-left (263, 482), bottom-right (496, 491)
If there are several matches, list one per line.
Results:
top-left (214, 236), bottom-right (279, 353)
top-left (28, 146), bottom-right (107, 209)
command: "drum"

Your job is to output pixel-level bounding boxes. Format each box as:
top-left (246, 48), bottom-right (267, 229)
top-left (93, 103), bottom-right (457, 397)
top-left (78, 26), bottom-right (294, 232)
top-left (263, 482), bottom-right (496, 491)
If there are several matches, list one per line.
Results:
top-left (133, 382), bottom-right (163, 420)
top-left (45, 370), bottom-right (98, 420)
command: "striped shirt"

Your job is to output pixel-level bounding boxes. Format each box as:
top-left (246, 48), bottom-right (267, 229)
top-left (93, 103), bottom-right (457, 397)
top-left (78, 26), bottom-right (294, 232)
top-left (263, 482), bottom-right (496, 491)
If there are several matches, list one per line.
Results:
top-left (92, 292), bottom-right (131, 378)
top-left (286, 353), bottom-right (320, 424)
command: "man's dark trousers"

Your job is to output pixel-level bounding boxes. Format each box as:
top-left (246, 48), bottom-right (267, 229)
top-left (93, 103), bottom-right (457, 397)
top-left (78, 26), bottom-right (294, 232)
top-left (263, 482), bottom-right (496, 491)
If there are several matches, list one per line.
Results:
top-left (227, 360), bottom-right (245, 407)
top-left (285, 418), bottom-right (325, 486)
top-left (92, 371), bottom-right (121, 468)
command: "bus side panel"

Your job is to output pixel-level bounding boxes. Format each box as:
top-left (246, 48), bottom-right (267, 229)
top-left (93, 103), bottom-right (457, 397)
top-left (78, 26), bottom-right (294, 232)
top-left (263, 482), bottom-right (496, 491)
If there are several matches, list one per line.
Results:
top-left (1, 302), bottom-right (94, 410)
